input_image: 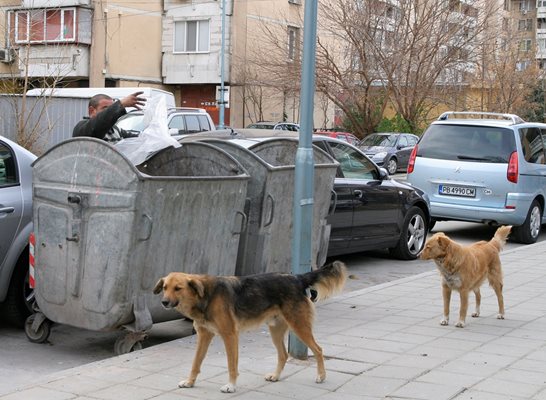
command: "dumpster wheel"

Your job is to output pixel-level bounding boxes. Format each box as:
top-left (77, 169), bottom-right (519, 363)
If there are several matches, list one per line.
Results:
top-left (114, 331), bottom-right (147, 355)
top-left (24, 313), bottom-right (52, 343)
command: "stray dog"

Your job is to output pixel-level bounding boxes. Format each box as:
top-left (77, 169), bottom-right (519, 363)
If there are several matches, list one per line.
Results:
top-left (153, 261), bottom-right (347, 393)
top-left (420, 225), bottom-right (511, 328)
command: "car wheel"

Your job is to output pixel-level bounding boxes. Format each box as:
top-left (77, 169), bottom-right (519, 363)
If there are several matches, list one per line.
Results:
top-left (389, 206), bottom-right (427, 260)
top-left (0, 249), bottom-right (34, 328)
top-left (386, 158), bottom-right (398, 175)
top-left (512, 200), bottom-right (542, 244)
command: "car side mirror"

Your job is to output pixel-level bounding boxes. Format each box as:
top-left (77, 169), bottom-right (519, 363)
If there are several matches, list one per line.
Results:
top-left (379, 167), bottom-right (389, 179)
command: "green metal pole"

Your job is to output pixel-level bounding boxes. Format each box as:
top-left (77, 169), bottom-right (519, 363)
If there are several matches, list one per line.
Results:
top-left (289, 0), bottom-right (318, 359)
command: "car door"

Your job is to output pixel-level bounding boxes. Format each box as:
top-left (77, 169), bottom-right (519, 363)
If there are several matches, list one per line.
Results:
top-left (395, 135), bottom-right (411, 168)
top-left (0, 141), bottom-right (23, 269)
top-left (325, 140), bottom-right (401, 251)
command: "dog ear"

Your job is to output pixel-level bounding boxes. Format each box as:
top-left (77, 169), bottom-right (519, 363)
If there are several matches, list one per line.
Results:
top-left (153, 278), bottom-right (164, 294)
top-left (188, 279), bottom-right (205, 298)
top-left (437, 236), bottom-right (451, 249)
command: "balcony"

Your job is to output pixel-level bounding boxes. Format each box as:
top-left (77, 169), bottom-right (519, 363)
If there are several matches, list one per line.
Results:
top-left (14, 45), bottom-right (89, 78)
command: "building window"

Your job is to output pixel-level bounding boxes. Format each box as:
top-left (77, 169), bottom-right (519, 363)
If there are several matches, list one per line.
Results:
top-left (174, 20), bottom-right (210, 53)
top-left (539, 1), bottom-right (546, 7)
top-left (12, 8), bottom-right (75, 43)
top-left (520, 39), bottom-right (533, 51)
top-left (287, 26), bottom-right (300, 61)
top-left (518, 19), bottom-right (533, 31)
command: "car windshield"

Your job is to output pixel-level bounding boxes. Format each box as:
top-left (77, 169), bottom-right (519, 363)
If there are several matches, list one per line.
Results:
top-left (248, 123), bottom-right (275, 129)
top-left (417, 125), bottom-right (516, 163)
top-left (115, 113), bottom-right (145, 132)
top-left (362, 134), bottom-right (396, 147)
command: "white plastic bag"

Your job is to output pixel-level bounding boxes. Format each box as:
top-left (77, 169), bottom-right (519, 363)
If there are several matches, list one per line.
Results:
top-left (115, 96), bottom-right (181, 165)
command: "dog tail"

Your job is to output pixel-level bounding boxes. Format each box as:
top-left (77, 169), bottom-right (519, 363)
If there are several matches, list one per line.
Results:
top-left (299, 261), bottom-right (348, 301)
top-left (490, 225), bottom-right (512, 251)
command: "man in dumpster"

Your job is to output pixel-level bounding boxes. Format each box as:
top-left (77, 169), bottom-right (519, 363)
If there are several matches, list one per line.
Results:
top-left (73, 91), bottom-right (146, 142)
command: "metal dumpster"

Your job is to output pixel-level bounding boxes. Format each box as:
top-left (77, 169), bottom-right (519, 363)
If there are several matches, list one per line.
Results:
top-left (204, 138), bottom-right (338, 275)
top-left (27, 138), bottom-right (249, 353)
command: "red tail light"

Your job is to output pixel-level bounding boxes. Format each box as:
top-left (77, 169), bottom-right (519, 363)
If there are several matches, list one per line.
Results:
top-left (407, 145), bottom-right (418, 174)
top-left (507, 151), bottom-right (518, 183)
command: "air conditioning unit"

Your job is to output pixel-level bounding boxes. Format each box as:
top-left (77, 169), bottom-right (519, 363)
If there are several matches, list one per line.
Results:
top-left (0, 48), bottom-right (16, 64)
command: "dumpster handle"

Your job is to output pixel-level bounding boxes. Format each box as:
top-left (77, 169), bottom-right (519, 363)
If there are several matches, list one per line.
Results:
top-left (263, 194), bottom-right (275, 227)
top-left (328, 189), bottom-right (337, 216)
top-left (233, 211), bottom-right (247, 234)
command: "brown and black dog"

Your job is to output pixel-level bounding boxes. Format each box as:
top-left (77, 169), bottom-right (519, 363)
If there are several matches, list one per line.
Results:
top-left (153, 261), bottom-right (347, 393)
top-left (421, 225), bottom-right (511, 328)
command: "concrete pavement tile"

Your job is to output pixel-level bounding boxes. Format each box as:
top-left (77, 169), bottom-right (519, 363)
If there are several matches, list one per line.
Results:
top-left (473, 343), bottom-right (531, 358)
top-left (39, 375), bottom-right (115, 396)
top-left (207, 370), bottom-right (270, 391)
top-left (0, 387), bottom-right (76, 400)
top-left (472, 377), bottom-right (542, 399)
top-left (323, 358), bottom-right (375, 375)
top-left (73, 365), bottom-right (150, 384)
top-left (402, 324), bottom-right (453, 338)
top-left (453, 389), bottom-right (528, 400)
top-left (316, 393), bottom-right (381, 400)
top-left (532, 387), bottom-right (546, 400)
top-left (438, 360), bottom-right (504, 378)
top-left (129, 372), bottom-right (186, 391)
top-left (284, 368), bottom-right (355, 392)
top-left (336, 347), bottom-right (398, 364)
top-left (444, 330), bottom-right (497, 344)
top-left (388, 381), bottom-right (464, 400)
top-left (365, 364), bottom-right (427, 380)
top-left (506, 328), bottom-right (546, 341)
top-left (510, 358), bottom-right (546, 374)
top-left (456, 351), bottom-right (519, 368)
top-left (490, 368), bottom-right (546, 386)
top-left (384, 353), bottom-right (446, 369)
top-left (339, 326), bottom-right (394, 339)
top-left (336, 375), bottom-right (406, 397)
top-left (525, 347), bottom-right (546, 361)
top-left (381, 331), bottom-right (436, 345)
top-left (254, 380), bottom-right (330, 399)
top-left (88, 383), bottom-right (163, 400)
top-left (416, 370), bottom-right (484, 387)
top-left (233, 391), bottom-right (296, 400)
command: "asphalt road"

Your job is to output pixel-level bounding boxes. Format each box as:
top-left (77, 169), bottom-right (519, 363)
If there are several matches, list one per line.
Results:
top-left (1, 220), bottom-right (544, 395)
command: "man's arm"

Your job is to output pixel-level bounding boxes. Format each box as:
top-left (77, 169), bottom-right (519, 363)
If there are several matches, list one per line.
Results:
top-left (73, 100), bottom-right (127, 139)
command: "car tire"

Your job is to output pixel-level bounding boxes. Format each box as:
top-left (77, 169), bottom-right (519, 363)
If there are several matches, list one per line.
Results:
top-left (0, 249), bottom-right (34, 328)
top-left (389, 206), bottom-right (428, 260)
top-left (386, 158), bottom-right (398, 175)
top-left (512, 199), bottom-right (542, 244)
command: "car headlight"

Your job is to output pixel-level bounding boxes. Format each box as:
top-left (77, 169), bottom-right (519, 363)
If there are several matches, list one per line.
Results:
top-left (373, 152), bottom-right (387, 160)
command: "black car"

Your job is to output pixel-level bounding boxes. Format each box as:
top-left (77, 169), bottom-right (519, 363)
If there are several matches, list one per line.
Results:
top-left (312, 136), bottom-right (430, 259)
top-left (181, 130), bottom-right (431, 260)
top-left (359, 132), bottom-right (419, 175)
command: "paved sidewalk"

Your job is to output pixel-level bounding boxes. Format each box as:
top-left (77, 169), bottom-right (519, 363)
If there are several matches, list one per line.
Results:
top-left (3, 242), bottom-right (546, 400)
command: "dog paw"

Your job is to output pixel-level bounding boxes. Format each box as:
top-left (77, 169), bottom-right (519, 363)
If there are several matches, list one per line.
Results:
top-left (178, 380), bottom-right (194, 389)
top-left (265, 373), bottom-right (279, 382)
top-left (471, 312), bottom-right (480, 318)
top-left (455, 321), bottom-right (465, 328)
top-left (497, 314), bottom-right (505, 320)
top-left (315, 374), bottom-right (326, 384)
top-left (440, 319), bottom-right (449, 326)
top-left (220, 383), bottom-right (236, 393)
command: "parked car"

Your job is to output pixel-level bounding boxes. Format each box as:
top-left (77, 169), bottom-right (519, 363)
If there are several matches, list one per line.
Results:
top-left (246, 121), bottom-right (300, 131)
top-left (314, 130), bottom-right (360, 146)
top-left (359, 132), bottom-right (419, 175)
top-left (115, 107), bottom-right (215, 138)
top-left (0, 136), bottom-right (36, 327)
top-left (407, 111), bottom-right (546, 244)
top-left (181, 130), bottom-right (431, 260)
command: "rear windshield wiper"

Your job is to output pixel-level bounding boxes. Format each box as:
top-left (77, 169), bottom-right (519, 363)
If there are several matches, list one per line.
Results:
top-left (457, 155), bottom-right (506, 162)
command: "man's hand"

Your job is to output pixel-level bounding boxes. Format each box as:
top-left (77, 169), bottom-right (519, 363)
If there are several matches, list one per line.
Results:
top-left (120, 91), bottom-right (146, 110)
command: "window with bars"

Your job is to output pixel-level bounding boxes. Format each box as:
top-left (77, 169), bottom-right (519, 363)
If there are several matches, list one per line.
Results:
top-left (288, 26), bottom-right (300, 62)
top-left (174, 20), bottom-right (210, 53)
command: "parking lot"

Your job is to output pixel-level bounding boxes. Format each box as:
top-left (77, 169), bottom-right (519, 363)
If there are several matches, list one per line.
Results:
top-left (1, 220), bottom-right (544, 395)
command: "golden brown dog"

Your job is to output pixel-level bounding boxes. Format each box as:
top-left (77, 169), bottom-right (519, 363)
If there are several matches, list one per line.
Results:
top-left (153, 261), bottom-right (347, 393)
top-left (420, 225), bottom-right (511, 328)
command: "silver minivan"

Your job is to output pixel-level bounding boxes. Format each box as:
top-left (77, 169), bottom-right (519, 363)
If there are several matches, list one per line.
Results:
top-left (407, 111), bottom-right (546, 244)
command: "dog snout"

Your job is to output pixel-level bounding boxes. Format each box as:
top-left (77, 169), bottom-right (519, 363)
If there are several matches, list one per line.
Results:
top-left (161, 298), bottom-right (179, 308)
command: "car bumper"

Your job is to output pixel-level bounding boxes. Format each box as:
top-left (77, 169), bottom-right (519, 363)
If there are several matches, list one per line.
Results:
top-left (430, 196), bottom-right (532, 225)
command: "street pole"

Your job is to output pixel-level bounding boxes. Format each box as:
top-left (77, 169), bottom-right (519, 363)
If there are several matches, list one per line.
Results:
top-left (288, 0), bottom-right (318, 359)
top-left (218, 0), bottom-right (226, 129)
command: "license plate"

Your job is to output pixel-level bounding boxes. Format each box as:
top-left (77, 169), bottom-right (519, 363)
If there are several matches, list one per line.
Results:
top-left (439, 185), bottom-right (476, 197)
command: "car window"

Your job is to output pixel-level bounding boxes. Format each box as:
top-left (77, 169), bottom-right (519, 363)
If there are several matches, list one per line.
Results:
top-left (328, 142), bottom-right (378, 179)
top-left (417, 125), bottom-right (516, 163)
top-left (0, 143), bottom-right (17, 187)
top-left (169, 115), bottom-right (186, 131)
top-left (362, 134), bottom-right (396, 147)
top-left (520, 128), bottom-right (546, 164)
top-left (398, 136), bottom-right (408, 148)
top-left (407, 135), bottom-right (418, 146)
top-left (197, 115), bottom-right (211, 131)
top-left (185, 115), bottom-right (202, 133)
top-left (115, 113), bottom-right (145, 132)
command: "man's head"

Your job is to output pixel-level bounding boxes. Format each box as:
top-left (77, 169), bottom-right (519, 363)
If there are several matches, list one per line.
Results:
top-left (88, 94), bottom-right (114, 118)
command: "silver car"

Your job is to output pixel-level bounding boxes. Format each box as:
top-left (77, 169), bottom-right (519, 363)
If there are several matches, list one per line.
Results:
top-left (0, 136), bottom-right (36, 326)
top-left (407, 111), bottom-right (546, 244)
